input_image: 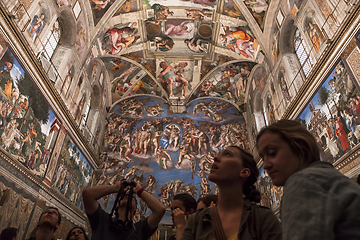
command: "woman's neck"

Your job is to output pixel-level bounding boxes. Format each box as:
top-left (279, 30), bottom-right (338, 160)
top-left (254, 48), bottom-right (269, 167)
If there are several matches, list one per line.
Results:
top-left (217, 183), bottom-right (244, 212)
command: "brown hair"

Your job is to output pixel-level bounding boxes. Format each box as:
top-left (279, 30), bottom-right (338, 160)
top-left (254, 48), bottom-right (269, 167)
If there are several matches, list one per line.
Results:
top-left (230, 146), bottom-right (260, 203)
top-left (256, 120), bottom-right (320, 168)
top-left (197, 194), bottom-right (218, 207)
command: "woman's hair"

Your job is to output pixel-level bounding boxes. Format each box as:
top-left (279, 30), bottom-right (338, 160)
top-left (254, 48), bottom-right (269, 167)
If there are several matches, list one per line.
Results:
top-left (230, 146), bottom-right (261, 203)
top-left (66, 226), bottom-right (89, 240)
top-left (197, 194), bottom-right (218, 207)
top-left (0, 227), bottom-right (17, 240)
top-left (256, 120), bottom-right (320, 168)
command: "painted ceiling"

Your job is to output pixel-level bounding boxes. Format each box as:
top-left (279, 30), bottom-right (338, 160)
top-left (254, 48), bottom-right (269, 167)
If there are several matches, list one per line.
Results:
top-left (1, 0), bottom-right (326, 224)
top-left (87, 0), bottom-right (276, 223)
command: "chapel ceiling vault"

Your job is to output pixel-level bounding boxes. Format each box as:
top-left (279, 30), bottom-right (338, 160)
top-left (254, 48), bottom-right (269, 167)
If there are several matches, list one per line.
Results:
top-left (86, 0), bottom-right (273, 222)
top-left (0, 0), bottom-right (314, 223)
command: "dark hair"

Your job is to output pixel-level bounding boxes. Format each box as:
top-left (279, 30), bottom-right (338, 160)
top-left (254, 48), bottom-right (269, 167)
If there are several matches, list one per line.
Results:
top-left (230, 146), bottom-right (261, 203)
top-left (197, 194), bottom-right (218, 207)
top-left (0, 227), bottom-right (17, 240)
top-left (65, 226), bottom-right (89, 240)
top-left (173, 193), bottom-right (197, 213)
top-left (357, 174), bottom-right (360, 185)
top-left (40, 207), bottom-right (61, 225)
top-left (256, 120), bottom-right (320, 168)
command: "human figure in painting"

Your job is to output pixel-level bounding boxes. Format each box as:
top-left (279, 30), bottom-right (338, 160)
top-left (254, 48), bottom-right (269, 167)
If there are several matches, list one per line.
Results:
top-left (151, 131), bottom-right (162, 155)
top-left (279, 74), bottom-right (291, 101)
top-left (0, 62), bottom-right (14, 100)
top-left (156, 146), bottom-right (172, 170)
top-left (173, 181), bottom-right (185, 195)
top-left (335, 115), bottom-right (349, 152)
top-left (200, 177), bottom-right (211, 197)
top-left (168, 125), bottom-right (181, 149)
top-left (236, 65), bottom-right (251, 94)
top-left (124, 166), bottom-right (139, 180)
top-left (244, 0), bottom-right (268, 14)
top-left (158, 61), bottom-right (177, 97)
top-left (91, 0), bottom-right (114, 11)
top-left (150, 4), bottom-right (174, 23)
top-left (307, 22), bottom-right (324, 52)
top-left (153, 36), bottom-right (174, 52)
top-left (325, 133), bottom-right (339, 158)
top-left (115, 0), bottom-right (134, 13)
top-left (165, 20), bottom-right (194, 37)
top-left (180, 0), bottom-right (216, 8)
top-left (197, 151), bottom-right (214, 177)
top-left (57, 0), bottom-right (69, 7)
top-left (112, 64), bottom-right (139, 84)
top-left (52, 159), bottom-right (65, 187)
top-left (61, 69), bottom-right (72, 96)
top-left (184, 37), bottom-right (208, 53)
top-left (28, 13), bottom-right (45, 38)
top-left (145, 175), bottom-right (156, 193)
top-left (268, 103), bottom-right (276, 124)
top-left (75, 94), bottom-right (85, 121)
top-left (244, 0), bottom-right (267, 28)
top-left (102, 22), bottom-right (138, 54)
top-left (1, 119), bottom-right (18, 149)
top-left (221, 26), bottom-right (255, 58)
top-left (175, 68), bottom-right (189, 98)
top-left (158, 183), bottom-right (171, 209)
top-left (185, 9), bottom-right (212, 22)
top-left (119, 133), bottom-right (132, 161)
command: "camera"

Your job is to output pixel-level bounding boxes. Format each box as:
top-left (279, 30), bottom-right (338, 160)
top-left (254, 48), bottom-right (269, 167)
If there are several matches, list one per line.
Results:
top-left (122, 181), bottom-right (137, 188)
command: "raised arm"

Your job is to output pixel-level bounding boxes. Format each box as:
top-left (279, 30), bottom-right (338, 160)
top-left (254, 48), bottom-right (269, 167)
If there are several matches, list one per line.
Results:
top-left (134, 182), bottom-right (166, 230)
top-left (82, 181), bottom-right (121, 215)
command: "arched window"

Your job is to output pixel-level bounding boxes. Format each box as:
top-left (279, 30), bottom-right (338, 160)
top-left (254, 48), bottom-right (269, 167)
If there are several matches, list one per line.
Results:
top-left (294, 29), bottom-right (314, 77)
top-left (41, 20), bottom-right (60, 60)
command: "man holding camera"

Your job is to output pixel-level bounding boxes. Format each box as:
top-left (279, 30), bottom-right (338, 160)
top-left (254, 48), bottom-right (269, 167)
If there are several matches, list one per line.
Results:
top-left (83, 179), bottom-right (166, 240)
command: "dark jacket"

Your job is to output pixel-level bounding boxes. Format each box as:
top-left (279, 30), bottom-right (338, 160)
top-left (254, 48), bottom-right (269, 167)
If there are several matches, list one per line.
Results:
top-left (181, 199), bottom-right (282, 240)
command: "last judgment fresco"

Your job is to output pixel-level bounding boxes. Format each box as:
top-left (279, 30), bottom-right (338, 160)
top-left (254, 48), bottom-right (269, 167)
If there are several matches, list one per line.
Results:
top-left (95, 95), bottom-right (248, 222)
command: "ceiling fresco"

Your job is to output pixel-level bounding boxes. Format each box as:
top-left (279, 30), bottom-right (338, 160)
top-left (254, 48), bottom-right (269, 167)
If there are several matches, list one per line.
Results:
top-left (0, 0), bottom-right (358, 234)
top-left (86, 0), bottom-right (269, 221)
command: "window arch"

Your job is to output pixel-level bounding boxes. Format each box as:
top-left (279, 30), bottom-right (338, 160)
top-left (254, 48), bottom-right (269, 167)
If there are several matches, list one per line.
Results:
top-left (294, 29), bottom-right (314, 77)
top-left (40, 20), bottom-right (60, 60)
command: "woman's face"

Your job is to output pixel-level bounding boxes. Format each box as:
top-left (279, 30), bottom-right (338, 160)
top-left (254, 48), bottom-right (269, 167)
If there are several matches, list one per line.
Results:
top-left (69, 228), bottom-right (85, 240)
top-left (257, 132), bottom-right (301, 186)
top-left (209, 147), bottom-right (245, 183)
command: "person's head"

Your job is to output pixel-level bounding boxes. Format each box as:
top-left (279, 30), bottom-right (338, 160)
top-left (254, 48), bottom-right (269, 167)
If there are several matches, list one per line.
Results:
top-left (256, 120), bottom-right (320, 186)
top-left (171, 193), bottom-right (197, 220)
top-left (197, 194), bottom-right (218, 210)
top-left (66, 227), bottom-right (89, 240)
top-left (209, 146), bottom-right (260, 202)
top-left (32, 207), bottom-right (61, 234)
top-left (0, 227), bottom-right (17, 240)
top-left (117, 194), bottom-right (137, 220)
top-left (159, 61), bottom-right (167, 69)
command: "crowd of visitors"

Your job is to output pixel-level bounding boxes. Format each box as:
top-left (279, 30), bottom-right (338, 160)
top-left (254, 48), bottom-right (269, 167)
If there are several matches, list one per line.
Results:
top-left (1, 120), bottom-right (360, 240)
